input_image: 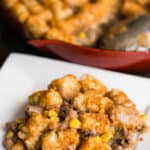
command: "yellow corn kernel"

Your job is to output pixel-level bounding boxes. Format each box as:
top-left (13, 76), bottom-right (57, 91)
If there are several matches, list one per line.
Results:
top-left (141, 115), bottom-right (147, 121)
top-left (45, 110), bottom-right (59, 122)
top-left (48, 110), bottom-right (58, 118)
top-left (101, 132), bottom-right (113, 143)
top-left (6, 131), bottom-right (14, 138)
top-left (69, 118), bottom-right (81, 129)
top-left (96, 136), bottom-right (102, 142)
top-left (16, 118), bottom-right (24, 124)
top-left (78, 32), bottom-right (86, 40)
top-left (110, 128), bottom-right (115, 135)
top-left (50, 116), bottom-right (59, 122)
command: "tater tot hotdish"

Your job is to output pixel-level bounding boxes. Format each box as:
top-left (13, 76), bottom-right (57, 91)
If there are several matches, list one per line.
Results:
top-left (1, 0), bottom-right (118, 46)
top-left (4, 74), bottom-right (148, 150)
top-left (2, 0), bottom-right (150, 46)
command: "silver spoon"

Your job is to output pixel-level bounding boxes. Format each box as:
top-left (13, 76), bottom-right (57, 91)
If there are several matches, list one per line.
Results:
top-left (100, 14), bottom-right (150, 51)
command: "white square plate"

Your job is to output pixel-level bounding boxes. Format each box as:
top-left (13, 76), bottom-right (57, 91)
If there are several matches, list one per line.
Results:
top-left (0, 53), bottom-right (150, 150)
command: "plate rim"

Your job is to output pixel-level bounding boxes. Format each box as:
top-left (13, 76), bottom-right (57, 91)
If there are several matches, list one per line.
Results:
top-left (1, 52), bottom-right (150, 81)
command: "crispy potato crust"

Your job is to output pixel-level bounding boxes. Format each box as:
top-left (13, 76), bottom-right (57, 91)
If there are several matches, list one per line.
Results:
top-left (2, 0), bottom-right (118, 45)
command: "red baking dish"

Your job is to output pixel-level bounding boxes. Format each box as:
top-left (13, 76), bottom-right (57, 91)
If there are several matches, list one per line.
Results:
top-left (28, 40), bottom-right (150, 73)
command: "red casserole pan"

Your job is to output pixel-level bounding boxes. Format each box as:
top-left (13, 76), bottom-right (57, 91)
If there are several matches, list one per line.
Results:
top-left (28, 40), bottom-right (150, 73)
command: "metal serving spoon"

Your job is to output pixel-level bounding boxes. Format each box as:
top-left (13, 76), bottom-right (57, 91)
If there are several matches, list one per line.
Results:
top-left (100, 14), bottom-right (150, 51)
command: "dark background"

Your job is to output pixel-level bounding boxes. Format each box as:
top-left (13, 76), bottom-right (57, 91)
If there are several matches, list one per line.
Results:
top-left (0, 11), bottom-right (49, 67)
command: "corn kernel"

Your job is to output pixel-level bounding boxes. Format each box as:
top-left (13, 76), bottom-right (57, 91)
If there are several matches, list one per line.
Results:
top-left (78, 32), bottom-right (86, 40)
top-left (45, 110), bottom-right (60, 122)
top-left (100, 132), bottom-right (113, 143)
top-left (6, 131), bottom-right (14, 138)
top-left (50, 116), bottom-right (59, 122)
top-left (69, 118), bottom-right (81, 129)
top-left (141, 115), bottom-right (147, 121)
top-left (48, 110), bottom-right (58, 118)
top-left (16, 118), bottom-right (24, 124)
top-left (110, 128), bottom-right (115, 135)
top-left (96, 136), bottom-right (102, 142)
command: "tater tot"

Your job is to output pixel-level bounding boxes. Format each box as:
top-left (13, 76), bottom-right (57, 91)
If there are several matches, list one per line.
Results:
top-left (21, 0), bottom-right (44, 14)
top-left (24, 15), bottom-right (49, 38)
top-left (80, 74), bottom-right (107, 94)
top-left (18, 113), bottom-right (49, 149)
top-left (39, 89), bottom-right (63, 109)
top-left (58, 129), bottom-right (79, 150)
top-left (106, 89), bottom-right (129, 105)
top-left (73, 90), bottom-right (113, 112)
top-left (79, 136), bottom-right (111, 150)
top-left (29, 89), bottom-right (63, 109)
top-left (49, 74), bottom-right (80, 100)
top-left (11, 141), bottom-right (25, 150)
top-left (79, 113), bottom-right (110, 134)
top-left (41, 131), bottom-right (60, 150)
top-left (11, 2), bottom-right (29, 23)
